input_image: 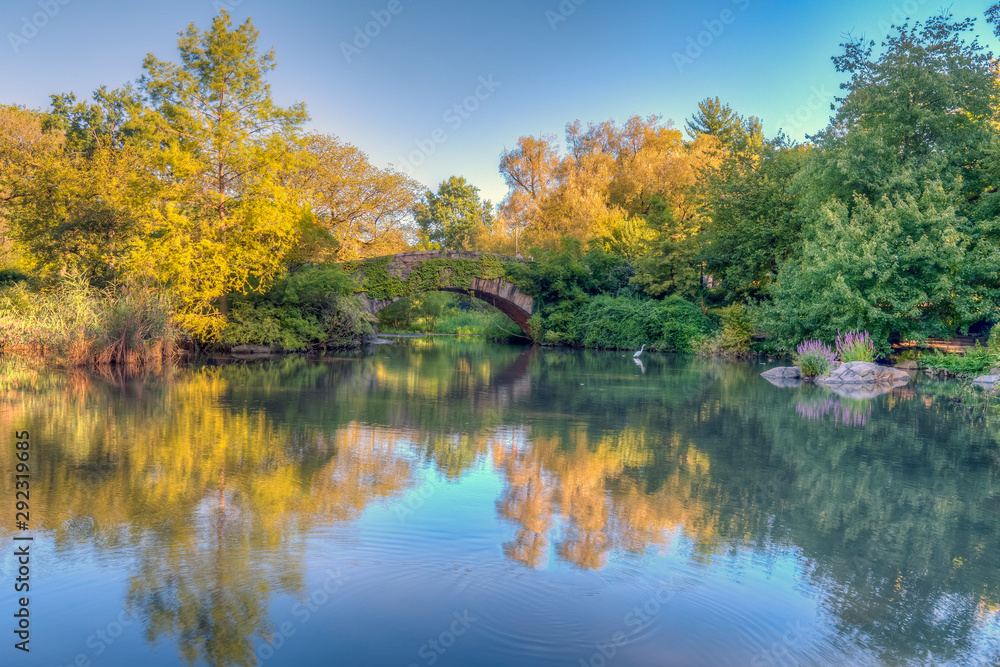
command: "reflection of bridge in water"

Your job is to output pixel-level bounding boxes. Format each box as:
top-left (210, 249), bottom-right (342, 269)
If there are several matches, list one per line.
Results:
top-left (349, 251), bottom-right (535, 335)
top-left (358, 343), bottom-right (535, 413)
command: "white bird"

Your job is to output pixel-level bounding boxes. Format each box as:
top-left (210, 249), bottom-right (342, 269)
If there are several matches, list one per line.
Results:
top-left (633, 344), bottom-right (646, 358)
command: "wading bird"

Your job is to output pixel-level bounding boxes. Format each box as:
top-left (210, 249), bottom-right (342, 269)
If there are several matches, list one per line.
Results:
top-left (633, 344), bottom-right (646, 358)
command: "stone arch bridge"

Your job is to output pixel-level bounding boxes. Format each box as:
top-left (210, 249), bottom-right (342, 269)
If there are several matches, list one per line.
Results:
top-left (344, 251), bottom-right (534, 335)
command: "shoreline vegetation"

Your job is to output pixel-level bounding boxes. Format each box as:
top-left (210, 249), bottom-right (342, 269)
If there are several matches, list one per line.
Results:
top-left (5, 10), bottom-right (1000, 381)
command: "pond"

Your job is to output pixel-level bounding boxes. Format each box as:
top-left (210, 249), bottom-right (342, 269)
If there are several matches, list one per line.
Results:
top-left (1, 339), bottom-right (999, 666)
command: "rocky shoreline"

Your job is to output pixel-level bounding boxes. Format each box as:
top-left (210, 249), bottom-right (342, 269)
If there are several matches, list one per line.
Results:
top-left (762, 359), bottom-right (1000, 395)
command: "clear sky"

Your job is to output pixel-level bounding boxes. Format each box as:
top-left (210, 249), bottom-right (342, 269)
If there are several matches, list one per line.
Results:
top-left (2, 0), bottom-right (998, 206)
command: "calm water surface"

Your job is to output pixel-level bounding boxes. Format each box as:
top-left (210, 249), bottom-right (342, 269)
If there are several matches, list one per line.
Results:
top-left (1, 339), bottom-right (999, 666)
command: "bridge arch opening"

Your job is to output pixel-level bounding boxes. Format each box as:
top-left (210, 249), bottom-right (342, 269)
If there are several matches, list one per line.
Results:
top-left (347, 251), bottom-right (534, 336)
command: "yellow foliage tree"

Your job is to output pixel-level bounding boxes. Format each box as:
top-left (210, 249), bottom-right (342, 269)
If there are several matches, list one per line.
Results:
top-left (294, 133), bottom-right (422, 260)
top-left (126, 12), bottom-right (309, 339)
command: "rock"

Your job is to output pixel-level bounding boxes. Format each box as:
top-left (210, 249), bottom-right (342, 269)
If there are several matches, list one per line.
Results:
top-left (825, 384), bottom-right (896, 399)
top-left (763, 376), bottom-right (802, 388)
top-left (760, 366), bottom-right (801, 388)
top-left (972, 375), bottom-right (1000, 388)
top-left (761, 366), bottom-right (800, 380)
top-left (816, 361), bottom-right (910, 386)
top-left (894, 359), bottom-right (918, 370)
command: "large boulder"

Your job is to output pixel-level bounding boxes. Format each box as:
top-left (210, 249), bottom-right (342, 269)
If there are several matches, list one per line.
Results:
top-left (760, 366), bottom-right (801, 388)
top-left (816, 361), bottom-right (910, 386)
top-left (761, 366), bottom-right (800, 380)
top-left (972, 375), bottom-right (1000, 388)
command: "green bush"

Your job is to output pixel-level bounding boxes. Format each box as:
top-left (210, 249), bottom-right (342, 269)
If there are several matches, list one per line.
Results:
top-left (223, 265), bottom-right (374, 350)
top-left (691, 303), bottom-right (754, 358)
top-left (506, 244), bottom-right (632, 345)
top-left (577, 294), bottom-right (712, 352)
top-left (756, 187), bottom-right (974, 357)
top-left (920, 345), bottom-right (997, 378)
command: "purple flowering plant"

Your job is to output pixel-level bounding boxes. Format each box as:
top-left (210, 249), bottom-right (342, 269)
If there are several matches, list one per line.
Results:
top-left (835, 329), bottom-right (877, 363)
top-left (795, 339), bottom-right (837, 378)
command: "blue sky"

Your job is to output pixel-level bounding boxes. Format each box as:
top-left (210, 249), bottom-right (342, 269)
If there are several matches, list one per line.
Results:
top-left (2, 0), bottom-right (998, 206)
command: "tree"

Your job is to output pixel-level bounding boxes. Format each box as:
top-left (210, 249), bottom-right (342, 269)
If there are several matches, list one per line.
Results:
top-left (293, 133), bottom-right (421, 260)
top-left (0, 105), bottom-right (63, 273)
top-left (685, 97), bottom-right (763, 154)
top-left (802, 12), bottom-right (997, 214)
top-left (631, 195), bottom-right (701, 298)
top-left (701, 140), bottom-right (809, 302)
top-left (757, 10), bottom-right (1000, 348)
top-left (497, 116), bottom-right (715, 253)
top-left (413, 176), bottom-right (494, 251)
top-left (759, 186), bottom-right (973, 354)
top-left (498, 134), bottom-right (559, 253)
top-left (129, 11), bottom-right (308, 339)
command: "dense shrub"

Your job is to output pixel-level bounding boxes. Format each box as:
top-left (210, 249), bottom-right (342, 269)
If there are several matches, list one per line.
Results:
top-left (920, 347), bottom-right (997, 378)
top-left (578, 294), bottom-right (712, 352)
top-left (507, 244), bottom-right (639, 346)
top-left (223, 265), bottom-right (374, 350)
top-left (691, 303), bottom-right (755, 358)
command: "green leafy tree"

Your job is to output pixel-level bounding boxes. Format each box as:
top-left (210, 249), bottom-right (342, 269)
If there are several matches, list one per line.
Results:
top-left (701, 140), bottom-right (809, 302)
top-left (800, 12), bottom-right (997, 215)
top-left (758, 186), bottom-right (971, 354)
top-left (129, 11), bottom-right (309, 339)
top-left (414, 176), bottom-right (494, 250)
top-left (757, 10), bottom-right (1000, 350)
top-left (631, 195), bottom-right (701, 299)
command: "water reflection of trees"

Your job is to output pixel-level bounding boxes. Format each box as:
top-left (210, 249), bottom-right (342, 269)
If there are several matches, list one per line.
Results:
top-left (2, 348), bottom-right (999, 665)
top-left (0, 359), bottom-right (423, 666)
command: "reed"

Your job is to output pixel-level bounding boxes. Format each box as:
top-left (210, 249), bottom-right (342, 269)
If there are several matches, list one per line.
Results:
top-left (0, 273), bottom-right (176, 368)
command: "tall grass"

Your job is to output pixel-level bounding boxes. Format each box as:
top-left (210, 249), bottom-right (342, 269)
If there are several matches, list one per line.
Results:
top-left (0, 272), bottom-right (176, 368)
